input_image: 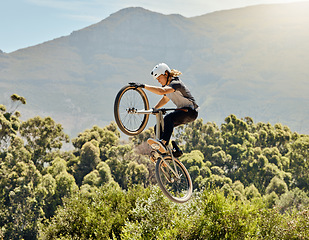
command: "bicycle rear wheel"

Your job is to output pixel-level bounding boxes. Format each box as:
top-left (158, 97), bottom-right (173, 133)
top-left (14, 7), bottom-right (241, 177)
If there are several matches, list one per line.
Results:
top-left (114, 85), bottom-right (150, 136)
top-left (155, 156), bottom-right (192, 203)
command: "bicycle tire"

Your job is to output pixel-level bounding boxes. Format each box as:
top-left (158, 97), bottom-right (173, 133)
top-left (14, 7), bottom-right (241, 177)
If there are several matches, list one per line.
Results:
top-left (155, 155), bottom-right (193, 203)
top-left (114, 85), bottom-right (150, 136)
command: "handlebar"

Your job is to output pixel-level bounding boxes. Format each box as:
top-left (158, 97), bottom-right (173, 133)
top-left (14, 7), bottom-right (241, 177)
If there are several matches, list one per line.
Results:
top-left (152, 108), bottom-right (188, 114)
top-left (130, 108), bottom-right (188, 115)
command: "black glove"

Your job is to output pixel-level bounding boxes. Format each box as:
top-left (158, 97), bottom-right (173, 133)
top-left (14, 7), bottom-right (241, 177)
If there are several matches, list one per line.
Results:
top-left (129, 82), bottom-right (145, 89)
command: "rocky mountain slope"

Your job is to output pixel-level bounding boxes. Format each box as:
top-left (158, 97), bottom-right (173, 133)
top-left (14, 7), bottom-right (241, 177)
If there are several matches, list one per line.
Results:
top-left (1, 2), bottom-right (308, 137)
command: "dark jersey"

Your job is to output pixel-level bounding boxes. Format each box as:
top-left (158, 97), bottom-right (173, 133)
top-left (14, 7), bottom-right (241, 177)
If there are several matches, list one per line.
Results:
top-left (166, 77), bottom-right (199, 110)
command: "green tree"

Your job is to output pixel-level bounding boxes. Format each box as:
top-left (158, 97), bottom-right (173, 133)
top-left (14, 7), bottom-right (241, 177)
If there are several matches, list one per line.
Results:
top-left (275, 188), bottom-right (309, 213)
top-left (180, 150), bottom-right (211, 189)
top-left (106, 144), bottom-right (151, 189)
top-left (75, 141), bottom-right (101, 185)
top-left (175, 119), bottom-right (223, 154)
top-left (130, 127), bottom-right (155, 146)
top-left (0, 94), bottom-right (26, 152)
top-left (40, 185), bottom-right (150, 240)
top-left (175, 114), bottom-right (303, 196)
top-left (245, 184), bottom-right (261, 200)
top-left (96, 161), bottom-right (114, 185)
top-left (184, 189), bottom-right (260, 240)
top-left (265, 176), bottom-right (288, 196)
top-left (37, 173), bottom-right (57, 219)
top-left (72, 123), bottom-right (120, 161)
top-left (125, 161), bottom-right (149, 187)
top-left (20, 116), bottom-right (69, 171)
top-left (0, 137), bottom-right (43, 239)
top-left (82, 161), bottom-right (117, 188)
top-left (263, 191), bottom-right (279, 208)
top-left (44, 157), bottom-right (78, 218)
top-left (289, 136), bottom-right (309, 190)
top-left (121, 186), bottom-right (175, 240)
top-left (231, 180), bottom-right (246, 201)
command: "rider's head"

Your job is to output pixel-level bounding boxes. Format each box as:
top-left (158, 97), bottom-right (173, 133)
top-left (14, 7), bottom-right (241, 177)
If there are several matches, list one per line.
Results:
top-left (151, 63), bottom-right (171, 86)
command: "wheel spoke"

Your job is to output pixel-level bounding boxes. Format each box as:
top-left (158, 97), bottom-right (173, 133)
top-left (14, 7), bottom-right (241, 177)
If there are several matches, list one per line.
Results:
top-left (156, 157), bottom-right (192, 203)
top-left (114, 86), bottom-right (149, 135)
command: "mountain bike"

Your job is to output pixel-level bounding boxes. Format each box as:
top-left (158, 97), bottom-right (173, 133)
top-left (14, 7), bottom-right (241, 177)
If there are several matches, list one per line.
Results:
top-left (114, 83), bottom-right (193, 203)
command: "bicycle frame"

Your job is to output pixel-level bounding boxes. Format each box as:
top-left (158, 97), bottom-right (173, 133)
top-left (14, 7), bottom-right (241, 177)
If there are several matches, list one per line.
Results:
top-left (115, 85), bottom-right (193, 203)
top-left (135, 108), bottom-right (181, 179)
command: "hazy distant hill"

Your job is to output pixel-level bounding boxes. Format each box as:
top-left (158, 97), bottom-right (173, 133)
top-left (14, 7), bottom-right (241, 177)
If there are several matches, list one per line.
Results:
top-left (1, 2), bottom-right (309, 137)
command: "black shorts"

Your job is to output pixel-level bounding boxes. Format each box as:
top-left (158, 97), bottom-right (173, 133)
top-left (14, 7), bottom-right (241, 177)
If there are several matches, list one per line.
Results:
top-left (156, 107), bottom-right (198, 143)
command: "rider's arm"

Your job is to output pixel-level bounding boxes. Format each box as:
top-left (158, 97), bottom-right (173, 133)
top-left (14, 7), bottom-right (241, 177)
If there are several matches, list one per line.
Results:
top-left (144, 84), bottom-right (175, 95)
top-left (155, 95), bottom-right (170, 109)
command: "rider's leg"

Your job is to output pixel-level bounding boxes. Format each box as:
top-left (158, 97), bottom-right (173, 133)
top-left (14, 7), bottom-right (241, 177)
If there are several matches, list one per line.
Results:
top-left (150, 108), bottom-right (198, 153)
top-left (161, 108), bottom-right (198, 144)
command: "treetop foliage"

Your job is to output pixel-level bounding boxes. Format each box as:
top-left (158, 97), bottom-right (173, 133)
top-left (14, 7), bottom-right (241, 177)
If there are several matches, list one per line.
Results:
top-left (0, 97), bottom-right (308, 239)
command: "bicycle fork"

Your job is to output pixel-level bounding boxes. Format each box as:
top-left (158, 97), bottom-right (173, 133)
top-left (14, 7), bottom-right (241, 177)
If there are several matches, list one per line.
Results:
top-left (154, 111), bottom-right (182, 181)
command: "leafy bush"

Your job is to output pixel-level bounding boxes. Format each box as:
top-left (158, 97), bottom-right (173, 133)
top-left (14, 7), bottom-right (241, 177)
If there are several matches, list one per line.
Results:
top-left (39, 185), bottom-right (150, 239)
top-left (2, 98), bottom-right (309, 240)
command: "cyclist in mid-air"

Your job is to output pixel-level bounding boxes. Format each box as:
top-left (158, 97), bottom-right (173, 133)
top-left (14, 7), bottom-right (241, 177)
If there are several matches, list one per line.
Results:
top-left (131, 63), bottom-right (199, 154)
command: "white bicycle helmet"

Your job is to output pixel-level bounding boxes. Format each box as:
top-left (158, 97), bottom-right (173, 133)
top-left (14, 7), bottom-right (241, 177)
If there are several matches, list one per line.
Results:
top-left (151, 63), bottom-right (171, 80)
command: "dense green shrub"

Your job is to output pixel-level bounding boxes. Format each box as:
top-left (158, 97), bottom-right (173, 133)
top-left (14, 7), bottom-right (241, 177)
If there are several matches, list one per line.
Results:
top-left (39, 185), bottom-right (151, 239)
top-left (1, 97), bottom-right (309, 239)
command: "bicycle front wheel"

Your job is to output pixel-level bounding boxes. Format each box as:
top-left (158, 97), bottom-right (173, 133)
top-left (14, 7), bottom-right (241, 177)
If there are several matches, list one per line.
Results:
top-left (114, 85), bottom-right (150, 136)
top-left (155, 156), bottom-right (193, 203)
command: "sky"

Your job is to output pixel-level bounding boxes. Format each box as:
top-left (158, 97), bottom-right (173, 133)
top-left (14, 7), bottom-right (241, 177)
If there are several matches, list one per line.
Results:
top-left (1, 0), bottom-right (308, 53)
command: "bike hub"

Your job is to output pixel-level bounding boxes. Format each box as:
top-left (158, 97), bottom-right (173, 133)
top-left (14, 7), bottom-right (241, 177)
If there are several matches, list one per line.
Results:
top-left (126, 107), bottom-right (137, 114)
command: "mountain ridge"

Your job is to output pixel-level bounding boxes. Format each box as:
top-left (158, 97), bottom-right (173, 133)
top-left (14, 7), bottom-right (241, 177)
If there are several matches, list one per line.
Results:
top-left (1, 3), bottom-right (309, 137)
